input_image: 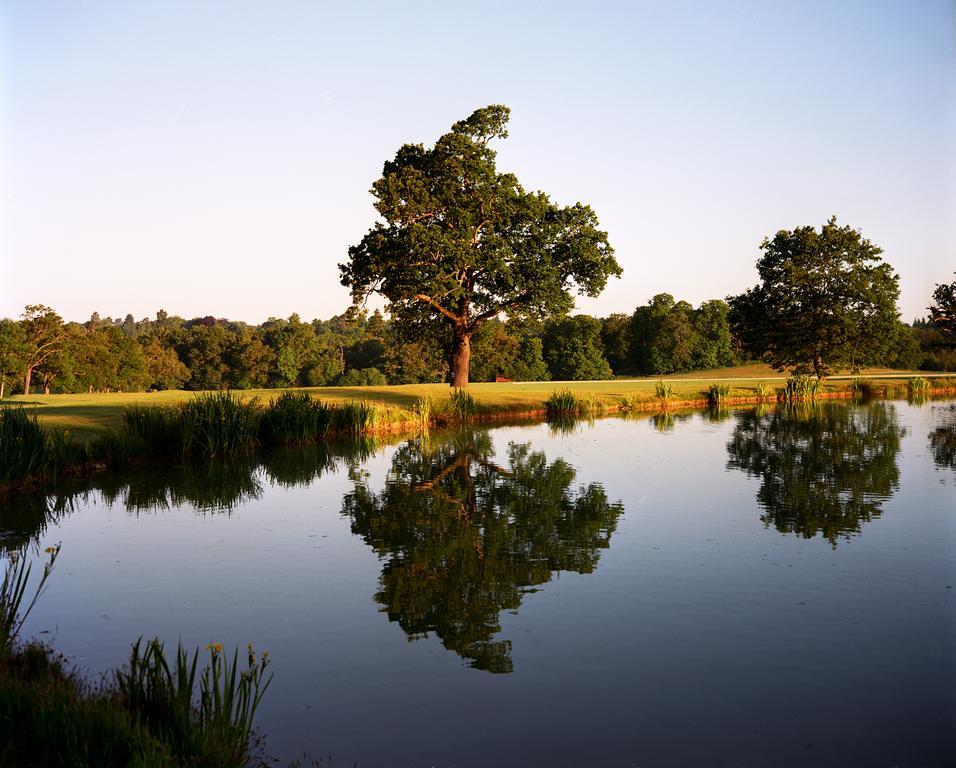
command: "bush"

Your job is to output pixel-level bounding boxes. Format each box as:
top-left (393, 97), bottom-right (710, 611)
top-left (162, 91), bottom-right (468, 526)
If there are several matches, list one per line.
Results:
top-left (336, 367), bottom-right (387, 387)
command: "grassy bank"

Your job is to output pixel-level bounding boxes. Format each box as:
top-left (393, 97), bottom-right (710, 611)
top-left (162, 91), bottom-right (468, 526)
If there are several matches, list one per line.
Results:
top-left (0, 365), bottom-right (948, 441)
top-left (1, 368), bottom-right (954, 492)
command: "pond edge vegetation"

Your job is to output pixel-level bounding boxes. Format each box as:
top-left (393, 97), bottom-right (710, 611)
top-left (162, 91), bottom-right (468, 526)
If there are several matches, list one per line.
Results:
top-left (2, 378), bottom-right (956, 494)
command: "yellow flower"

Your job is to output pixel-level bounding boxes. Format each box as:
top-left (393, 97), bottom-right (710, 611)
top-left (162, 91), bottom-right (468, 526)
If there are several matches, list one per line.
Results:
top-left (205, 642), bottom-right (223, 654)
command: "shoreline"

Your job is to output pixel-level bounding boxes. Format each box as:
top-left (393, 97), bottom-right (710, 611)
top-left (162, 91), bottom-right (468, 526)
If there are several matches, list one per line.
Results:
top-left (2, 381), bottom-right (954, 498)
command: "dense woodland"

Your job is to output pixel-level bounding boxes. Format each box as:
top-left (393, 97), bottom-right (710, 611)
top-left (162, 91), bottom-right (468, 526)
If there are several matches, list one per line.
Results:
top-left (0, 293), bottom-right (951, 396)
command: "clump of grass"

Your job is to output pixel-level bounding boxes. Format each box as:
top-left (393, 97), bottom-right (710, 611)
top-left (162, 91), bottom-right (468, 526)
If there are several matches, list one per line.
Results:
top-left (707, 383), bottom-right (731, 406)
top-left (117, 638), bottom-right (272, 764)
top-left (259, 392), bottom-right (332, 445)
top-left (907, 376), bottom-right (931, 402)
top-left (754, 382), bottom-right (774, 400)
top-left (87, 429), bottom-right (143, 467)
top-left (545, 389), bottom-right (579, 418)
top-left (448, 388), bottom-right (480, 422)
top-left (849, 378), bottom-right (880, 400)
top-left (331, 401), bottom-right (379, 435)
top-left (784, 375), bottom-right (819, 402)
top-left (0, 408), bottom-right (81, 484)
top-left (2, 545), bottom-right (60, 656)
top-left (123, 405), bottom-right (183, 455)
top-left (654, 380), bottom-right (673, 399)
top-left (619, 394), bottom-right (642, 412)
top-left (179, 392), bottom-right (260, 458)
top-left (414, 395), bottom-right (432, 432)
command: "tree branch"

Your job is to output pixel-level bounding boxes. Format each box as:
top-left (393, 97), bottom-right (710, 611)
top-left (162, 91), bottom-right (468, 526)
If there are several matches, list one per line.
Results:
top-left (414, 293), bottom-right (460, 322)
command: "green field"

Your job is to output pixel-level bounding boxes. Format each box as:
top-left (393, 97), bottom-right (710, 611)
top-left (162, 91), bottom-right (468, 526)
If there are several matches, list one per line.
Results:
top-left (1, 365), bottom-right (946, 441)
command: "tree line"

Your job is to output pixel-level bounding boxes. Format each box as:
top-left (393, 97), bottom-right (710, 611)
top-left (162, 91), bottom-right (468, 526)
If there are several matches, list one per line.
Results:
top-left (0, 284), bottom-right (951, 396)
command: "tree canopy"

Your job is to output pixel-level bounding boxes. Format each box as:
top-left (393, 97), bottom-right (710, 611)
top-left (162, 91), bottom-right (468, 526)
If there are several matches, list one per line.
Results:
top-left (729, 217), bottom-right (900, 378)
top-left (340, 105), bottom-right (621, 387)
top-left (929, 275), bottom-right (956, 342)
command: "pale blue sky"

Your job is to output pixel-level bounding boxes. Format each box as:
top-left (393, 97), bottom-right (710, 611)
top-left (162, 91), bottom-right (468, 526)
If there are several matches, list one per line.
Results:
top-left (2, 0), bottom-right (953, 323)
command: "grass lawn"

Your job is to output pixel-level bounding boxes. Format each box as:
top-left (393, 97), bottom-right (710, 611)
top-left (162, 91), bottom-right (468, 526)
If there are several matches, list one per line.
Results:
top-left (0, 365), bottom-right (944, 442)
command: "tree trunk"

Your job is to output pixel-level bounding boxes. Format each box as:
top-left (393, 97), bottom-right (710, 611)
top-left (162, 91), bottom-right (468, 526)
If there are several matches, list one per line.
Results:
top-left (24, 366), bottom-right (33, 396)
top-left (450, 328), bottom-right (472, 388)
top-left (0, 379), bottom-right (5, 399)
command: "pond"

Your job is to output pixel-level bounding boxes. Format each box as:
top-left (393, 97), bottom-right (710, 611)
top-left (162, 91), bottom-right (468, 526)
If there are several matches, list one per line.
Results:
top-left (3, 400), bottom-right (955, 767)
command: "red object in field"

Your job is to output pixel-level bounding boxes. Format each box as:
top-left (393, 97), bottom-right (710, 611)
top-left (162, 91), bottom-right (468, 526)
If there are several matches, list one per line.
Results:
top-left (495, 376), bottom-right (513, 383)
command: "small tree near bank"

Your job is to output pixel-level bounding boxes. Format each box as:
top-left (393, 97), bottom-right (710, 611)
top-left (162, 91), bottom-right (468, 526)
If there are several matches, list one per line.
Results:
top-left (729, 217), bottom-right (900, 378)
top-left (340, 105), bottom-right (621, 387)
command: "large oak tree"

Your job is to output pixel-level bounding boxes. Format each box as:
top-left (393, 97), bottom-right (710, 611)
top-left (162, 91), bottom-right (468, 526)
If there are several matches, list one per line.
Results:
top-left (340, 105), bottom-right (621, 387)
top-left (729, 217), bottom-right (899, 378)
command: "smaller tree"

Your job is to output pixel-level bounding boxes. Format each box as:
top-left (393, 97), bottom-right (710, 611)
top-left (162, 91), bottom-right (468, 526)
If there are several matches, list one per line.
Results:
top-left (20, 305), bottom-right (67, 395)
top-left (929, 274), bottom-right (955, 342)
top-left (729, 217), bottom-right (899, 378)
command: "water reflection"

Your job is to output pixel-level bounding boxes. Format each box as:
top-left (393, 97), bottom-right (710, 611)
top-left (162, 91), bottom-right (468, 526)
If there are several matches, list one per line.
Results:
top-left (340, 430), bottom-right (624, 673)
top-left (0, 440), bottom-right (379, 554)
top-left (726, 402), bottom-right (903, 546)
top-left (929, 404), bottom-right (956, 471)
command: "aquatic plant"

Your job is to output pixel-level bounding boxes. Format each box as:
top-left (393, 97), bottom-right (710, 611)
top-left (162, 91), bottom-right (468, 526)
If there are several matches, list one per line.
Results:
top-left (448, 388), bottom-right (480, 422)
top-left (259, 392), bottom-right (332, 445)
top-left (707, 384), bottom-right (731, 406)
top-left (123, 405), bottom-right (183, 455)
top-left (0, 408), bottom-right (81, 483)
top-left (117, 638), bottom-right (272, 764)
top-left (179, 392), bottom-right (261, 458)
top-left (654, 380), bottom-right (673, 408)
top-left (331, 401), bottom-right (379, 435)
top-left (545, 389), bottom-right (579, 417)
top-left (414, 395), bottom-right (432, 431)
top-left (754, 382), bottom-right (774, 400)
top-left (1, 544), bottom-right (60, 656)
top-left (907, 376), bottom-right (931, 402)
top-left (784, 375), bottom-right (819, 402)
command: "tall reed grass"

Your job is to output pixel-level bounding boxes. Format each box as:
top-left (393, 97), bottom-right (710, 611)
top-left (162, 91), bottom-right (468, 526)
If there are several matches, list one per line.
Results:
top-left (0, 408), bottom-right (81, 483)
top-left (907, 376), bottom-right (931, 402)
top-left (545, 389), bottom-right (580, 418)
top-left (707, 384), bottom-right (731, 406)
top-left (784, 375), bottom-right (820, 402)
top-left (447, 388), bottom-right (481, 422)
top-left (259, 392), bottom-right (332, 445)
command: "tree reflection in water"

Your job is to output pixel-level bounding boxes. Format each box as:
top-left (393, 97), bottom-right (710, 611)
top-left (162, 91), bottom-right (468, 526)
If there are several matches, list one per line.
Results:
top-left (726, 402), bottom-right (903, 546)
top-left (341, 430), bottom-right (624, 673)
top-left (929, 404), bottom-right (956, 471)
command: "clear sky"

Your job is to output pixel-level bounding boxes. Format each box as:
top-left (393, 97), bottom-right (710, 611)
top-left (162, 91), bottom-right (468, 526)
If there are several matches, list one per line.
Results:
top-left (2, 0), bottom-right (953, 324)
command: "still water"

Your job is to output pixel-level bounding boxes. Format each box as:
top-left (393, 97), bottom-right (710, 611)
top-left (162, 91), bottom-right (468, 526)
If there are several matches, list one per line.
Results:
top-left (3, 401), bottom-right (954, 766)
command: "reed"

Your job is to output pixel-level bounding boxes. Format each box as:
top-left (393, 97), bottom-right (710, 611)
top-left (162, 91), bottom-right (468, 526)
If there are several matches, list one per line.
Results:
top-left (259, 392), bottom-right (332, 445)
top-left (123, 404), bottom-right (184, 455)
top-left (754, 382), bottom-right (774, 400)
top-left (448, 388), bottom-right (481, 422)
top-left (1, 545), bottom-right (60, 656)
top-left (331, 401), bottom-right (379, 435)
top-left (0, 408), bottom-right (82, 483)
top-left (907, 376), bottom-right (931, 401)
top-left (784, 375), bottom-right (820, 402)
top-left (654, 380), bottom-right (673, 400)
top-left (707, 383), bottom-right (731, 406)
top-left (179, 392), bottom-right (261, 458)
top-left (545, 389), bottom-right (579, 417)
top-left (117, 638), bottom-right (272, 764)
top-left (414, 395), bottom-right (433, 431)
